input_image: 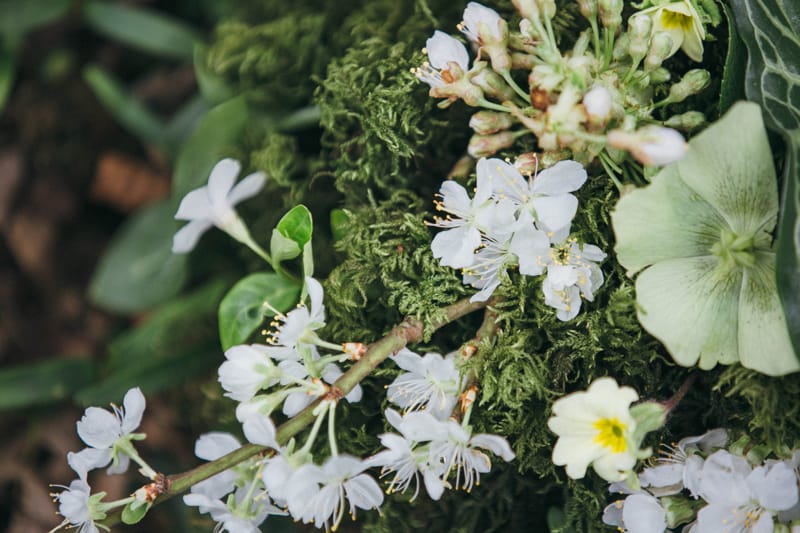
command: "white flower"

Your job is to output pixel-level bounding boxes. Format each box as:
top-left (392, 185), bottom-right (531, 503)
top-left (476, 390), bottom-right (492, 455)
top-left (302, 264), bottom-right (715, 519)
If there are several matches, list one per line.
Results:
top-left (602, 493), bottom-right (667, 533)
top-left (286, 455), bottom-right (383, 530)
top-left (548, 377), bottom-right (640, 482)
top-left (387, 349), bottom-right (464, 419)
top-left (416, 31), bottom-right (470, 89)
top-left (430, 172), bottom-right (496, 268)
top-left (367, 409), bottom-right (449, 500)
top-left (190, 433), bottom-right (242, 499)
top-left (607, 126), bottom-right (688, 166)
top-left (461, 222), bottom-right (517, 302)
top-left (487, 158), bottom-right (587, 235)
top-left (460, 2), bottom-right (504, 43)
top-left (583, 86), bottom-right (612, 123)
top-left (218, 344), bottom-right (282, 402)
top-left (643, 0), bottom-right (706, 62)
top-left (264, 276), bottom-right (326, 361)
top-left (242, 414), bottom-right (280, 449)
top-left (508, 212), bottom-right (552, 277)
top-left (541, 240), bottom-right (606, 321)
top-left (172, 158), bottom-right (266, 253)
top-left (183, 488), bottom-right (281, 533)
top-left (696, 451), bottom-right (799, 533)
top-left (74, 387), bottom-right (146, 476)
top-left (52, 479), bottom-right (104, 533)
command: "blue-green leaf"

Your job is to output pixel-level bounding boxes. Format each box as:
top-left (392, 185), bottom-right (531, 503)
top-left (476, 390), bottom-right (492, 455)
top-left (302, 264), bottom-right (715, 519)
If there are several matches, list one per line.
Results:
top-left (731, 0), bottom-right (800, 356)
top-left (218, 273), bottom-right (301, 350)
top-left (0, 358), bottom-right (94, 410)
top-left (89, 200), bottom-right (188, 313)
top-left (83, 1), bottom-right (201, 60)
top-left (270, 205), bottom-right (313, 264)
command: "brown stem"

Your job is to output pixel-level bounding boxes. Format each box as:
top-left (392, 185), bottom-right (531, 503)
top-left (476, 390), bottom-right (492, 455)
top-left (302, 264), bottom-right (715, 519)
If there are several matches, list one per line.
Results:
top-left (662, 373), bottom-right (697, 414)
top-left (452, 303), bottom-right (501, 422)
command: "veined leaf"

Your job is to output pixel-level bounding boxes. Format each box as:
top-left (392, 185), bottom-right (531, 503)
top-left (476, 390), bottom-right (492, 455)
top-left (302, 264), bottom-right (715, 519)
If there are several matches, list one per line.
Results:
top-left (730, 0), bottom-right (800, 356)
top-left (270, 205), bottom-right (313, 264)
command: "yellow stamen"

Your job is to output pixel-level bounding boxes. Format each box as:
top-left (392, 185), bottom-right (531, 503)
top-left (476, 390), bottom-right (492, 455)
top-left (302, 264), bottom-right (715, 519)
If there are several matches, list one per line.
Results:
top-left (593, 417), bottom-right (628, 453)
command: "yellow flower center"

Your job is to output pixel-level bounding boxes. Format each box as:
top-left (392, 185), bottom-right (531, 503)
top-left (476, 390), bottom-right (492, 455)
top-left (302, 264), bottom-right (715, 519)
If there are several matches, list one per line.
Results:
top-left (660, 9), bottom-right (693, 32)
top-left (593, 417), bottom-right (628, 453)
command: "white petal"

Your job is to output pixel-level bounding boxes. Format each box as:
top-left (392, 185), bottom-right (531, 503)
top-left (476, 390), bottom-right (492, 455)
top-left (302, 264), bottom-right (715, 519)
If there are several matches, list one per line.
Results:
top-left (748, 462), bottom-right (799, 511)
top-left (172, 219), bottom-right (213, 253)
top-left (227, 171), bottom-right (266, 206)
top-left (120, 387), bottom-right (145, 435)
top-left (698, 450), bottom-right (752, 506)
top-left (532, 194), bottom-right (578, 233)
top-left (76, 407), bottom-right (120, 449)
top-left (623, 494), bottom-right (667, 533)
top-left (431, 226), bottom-right (481, 268)
top-left (243, 415), bottom-right (279, 448)
top-left (426, 31), bottom-right (469, 71)
top-left (283, 391), bottom-right (315, 417)
top-left (344, 474), bottom-right (384, 511)
top-left (106, 453), bottom-right (130, 475)
top-left (469, 433), bottom-right (515, 461)
top-left (423, 469), bottom-right (446, 500)
top-left (345, 383), bottom-right (363, 404)
top-left (531, 160), bottom-right (587, 194)
top-left (67, 448), bottom-right (111, 480)
top-left (207, 158), bottom-right (240, 209)
top-left (304, 277), bottom-right (326, 325)
top-left (439, 180), bottom-right (472, 214)
top-left (174, 188), bottom-right (212, 221)
top-left (195, 432), bottom-right (241, 461)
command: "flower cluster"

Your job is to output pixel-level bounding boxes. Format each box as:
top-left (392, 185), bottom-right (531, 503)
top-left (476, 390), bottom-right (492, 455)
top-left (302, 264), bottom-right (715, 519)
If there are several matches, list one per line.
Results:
top-left (416, 1), bottom-right (718, 176)
top-left (430, 156), bottom-right (605, 319)
top-left (603, 430), bottom-right (800, 533)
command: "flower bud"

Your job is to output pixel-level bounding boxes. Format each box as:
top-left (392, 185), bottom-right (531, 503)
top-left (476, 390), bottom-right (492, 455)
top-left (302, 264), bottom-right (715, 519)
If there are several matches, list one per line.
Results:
top-left (607, 126), bottom-right (687, 166)
top-left (627, 13), bottom-right (652, 62)
top-left (512, 0), bottom-right (539, 20)
top-left (659, 496), bottom-right (696, 529)
top-left (664, 111), bottom-right (706, 131)
top-left (668, 69), bottom-right (711, 102)
top-left (644, 32), bottom-right (674, 72)
top-left (612, 32), bottom-right (629, 61)
top-left (469, 62), bottom-right (516, 101)
top-left (514, 152), bottom-right (540, 175)
top-left (459, 4), bottom-right (512, 73)
top-left (467, 131), bottom-right (516, 158)
top-left (469, 110), bottom-right (516, 134)
top-left (537, 0), bottom-right (556, 19)
top-left (583, 86), bottom-right (612, 124)
top-left (598, 0), bottom-right (623, 32)
top-left (649, 67), bottom-right (671, 84)
top-left (577, 0), bottom-right (597, 20)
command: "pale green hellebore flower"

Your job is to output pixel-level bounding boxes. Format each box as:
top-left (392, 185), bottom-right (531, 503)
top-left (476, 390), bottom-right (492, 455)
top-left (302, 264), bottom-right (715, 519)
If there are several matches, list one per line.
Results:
top-left (611, 102), bottom-right (799, 376)
top-left (641, 0), bottom-right (705, 62)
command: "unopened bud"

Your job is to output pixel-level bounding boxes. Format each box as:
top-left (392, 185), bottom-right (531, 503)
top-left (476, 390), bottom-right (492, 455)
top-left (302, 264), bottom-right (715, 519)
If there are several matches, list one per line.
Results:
top-left (645, 32), bottom-right (674, 72)
top-left (659, 497), bottom-right (696, 529)
top-left (469, 62), bottom-right (516, 101)
top-left (514, 152), bottom-right (540, 175)
top-left (627, 13), bottom-right (652, 62)
top-left (469, 110), bottom-right (515, 134)
top-left (467, 131), bottom-right (517, 158)
top-left (649, 67), bottom-right (671, 84)
top-left (511, 52), bottom-right (536, 70)
top-left (598, 0), bottom-right (623, 32)
top-left (537, 0), bottom-right (556, 19)
top-left (447, 155), bottom-right (475, 179)
top-left (512, 0), bottom-right (539, 20)
top-left (668, 69), bottom-right (711, 102)
top-left (577, 0), bottom-right (597, 20)
top-left (583, 86), bottom-right (612, 124)
top-left (664, 111), bottom-right (705, 131)
top-left (612, 32), bottom-right (629, 61)
top-left (342, 342), bottom-right (367, 360)
top-left (607, 126), bottom-right (687, 166)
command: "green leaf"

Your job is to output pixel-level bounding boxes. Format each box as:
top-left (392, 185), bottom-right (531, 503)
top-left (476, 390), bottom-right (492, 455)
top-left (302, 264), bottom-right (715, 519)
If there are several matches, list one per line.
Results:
top-left (83, 65), bottom-right (165, 148)
top-left (270, 205), bottom-right (313, 264)
top-left (162, 94), bottom-right (208, 150)
top-left (121, 502), bottom-right (150, 525)
top-left (83, 1), bottom-right (201, 60)
top-left (330, 208), bottom-right (352, 242)
top-left (171, 96), bottom-right (249, 198)
top-left (193, 44), bottom-right (235, 105)
top-left (218, 273), bottom-right (302, 349)
top-left (731, 0), bottom-right (800, 355)
top-left (78, 282), bottom-right (226, 404)
top-left (0, 44), bottom-right (15, 112)
top-left (0, 0), bottom-right (71, 35)
top-left (718, 3), bottom-right (746, 114)
top-left (89, 200), bottom-right (188, 313)
top-left (0, 358), bottom-right (94, 410)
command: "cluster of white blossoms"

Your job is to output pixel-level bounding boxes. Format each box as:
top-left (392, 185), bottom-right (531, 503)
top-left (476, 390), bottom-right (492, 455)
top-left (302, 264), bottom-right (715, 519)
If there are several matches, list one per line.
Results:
top-left (603, 430), bottom-right (800, 533)
top-left (369, 348), bottom-right (515, 500)
top-left (430, 156), bottom-right (605, 319)
top-left (50, 388), bottom-right (158, 533)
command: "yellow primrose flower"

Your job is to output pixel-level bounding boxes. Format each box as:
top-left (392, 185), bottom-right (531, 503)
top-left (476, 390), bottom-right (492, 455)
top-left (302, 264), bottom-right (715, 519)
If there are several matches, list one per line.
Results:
top-left (644, 0), bottom-right (705, 62)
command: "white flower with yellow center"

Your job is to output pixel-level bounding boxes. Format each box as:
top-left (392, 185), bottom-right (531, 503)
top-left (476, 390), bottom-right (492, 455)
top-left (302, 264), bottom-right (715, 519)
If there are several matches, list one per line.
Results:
top-left (547, 377), bottom-right (640, 482)
top-left (641, 0), bottom-right (705, 62)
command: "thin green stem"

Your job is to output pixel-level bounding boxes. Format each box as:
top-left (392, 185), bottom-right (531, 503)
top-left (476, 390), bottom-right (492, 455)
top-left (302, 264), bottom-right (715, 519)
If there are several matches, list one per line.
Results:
top-left (477, 98), bottom-right (515, 113)
top-left (543, 16), bottom-right (558, 55)
top-left (589, 17), bottom-right (601, 58)
top-left (328, 402), bottom-right (339, 456)
top-left (96, 296), bottom-right (489, 528)
top-left (502, 71), bottom-right (531, 103)
top-left (299, 406), bottom-right (328, 456)
top-left (116, 440), bottom-right (157, 480)
top-left (599, 151), bottom-right (624, 192)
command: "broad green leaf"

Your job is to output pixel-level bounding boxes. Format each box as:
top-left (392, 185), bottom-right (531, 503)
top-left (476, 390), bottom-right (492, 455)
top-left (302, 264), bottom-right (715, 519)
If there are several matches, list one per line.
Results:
top-left (83, 65), bottom-right (165, 148)
top-left (0, 358), bottom-right (94, 410)
top-left (78, 281), bottom-right (226, 404)
top-left (0, 0), bottom-right (71, 35)
top-left (162, 94), bottom-right (208, 150)
top-left (218, 273), bottom-right (301, 349)
top-left (718, 3), bottom-right (746, 114)
top-left (730, 0), bottom-right (800, 355)
top-left (612, 102), bottom-right (799, 375)
top-left (330, 208), bottom-right (351, 242)
top-left (89, 200), bottom-right (188, 313)
top-left (270, 205), bottom-right (313, 263)
top-left (172, 96), bottom-right (248, 198)
top-left (83, 1), bottom-right (201, 60)
top-left (121, 502), bottom-right (150, 525)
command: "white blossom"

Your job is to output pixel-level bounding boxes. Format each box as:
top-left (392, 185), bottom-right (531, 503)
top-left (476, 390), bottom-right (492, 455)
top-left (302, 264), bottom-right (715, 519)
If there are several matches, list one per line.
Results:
top-left (460, 2), bottom-right (504, 43)
top-left (416, 31), bottom-right (470, 88)
top-left (602, 493), bottom-right (667, 533)
top-left (387, 349), bottom-right (463, 419)
top-left (218, 344), bottom-right (282, 402)
top-left (172, 158), bottom-right (266, 253)
top-left (541, 240), bottom-right (606, 321)
top-left (51, 479), bottom-right (104, 533)
top-left (264, 276), bottom-right (326, 361)
top-left (607, 126), bottom-right (688, 166)
top-left (584, 86), bottom-right (612, 123)
top-left (190, 432), bottom-right (242, 499)
top-left (183, 488), bottom-right (281, 533)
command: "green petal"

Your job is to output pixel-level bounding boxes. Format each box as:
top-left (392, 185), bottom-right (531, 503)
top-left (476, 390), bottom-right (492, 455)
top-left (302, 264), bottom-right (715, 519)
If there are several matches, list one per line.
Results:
top-left (676, 102), bottom-right (778, 239)
top-left (612, 165), bottom-right (727, 275)
top-left (738, 252), bottom-right (799, 375)
top-left (635, 256), bottom-right (740, 369)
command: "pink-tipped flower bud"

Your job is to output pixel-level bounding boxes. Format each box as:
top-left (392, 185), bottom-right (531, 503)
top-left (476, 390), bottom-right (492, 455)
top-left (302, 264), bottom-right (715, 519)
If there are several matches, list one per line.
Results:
top-left (583, 86), bottom-right (612, 124)
top-left (664, 111), bottom-right (706, 131)
top-left (607, 126), bottom-right (688, 166)
top-left (514, 152), bottom-right (540, 175)
top-left (512, 0), bottom-right (540, 20)
top-left (668, 69), bottom-right (711, 103)
top-left (627, 13), bottom-right (653, 62)
top-left (343, 342), bottom-right (367, 360)
top-left (577, 0), bottom-right (597, 20)
top-left (645, 32), bottom-right (674, 72)
top-left (467, 131), bottom-right (517, 158)
top-left (469, 110), bottom-right (516, 135)
top-left (598, 0), bottom-right (623, 32)
top-left (469, 62), bottom-right (516, 101)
